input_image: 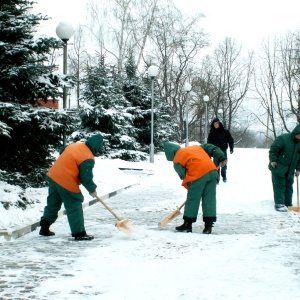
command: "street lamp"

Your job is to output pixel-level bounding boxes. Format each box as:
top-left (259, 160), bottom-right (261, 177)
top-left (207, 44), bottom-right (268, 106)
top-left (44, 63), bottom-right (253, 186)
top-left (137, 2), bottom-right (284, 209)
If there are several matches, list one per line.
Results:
top-left (148, 65), bottom-right (159, 163)
top-left (203, 95), bottom-right (209, 143)
top-left (56, 21), bottom-right (75, 146)
top-left (218, 108), bottom-right (223, 123)
top-left (183, 82), bottom-right (192, 147)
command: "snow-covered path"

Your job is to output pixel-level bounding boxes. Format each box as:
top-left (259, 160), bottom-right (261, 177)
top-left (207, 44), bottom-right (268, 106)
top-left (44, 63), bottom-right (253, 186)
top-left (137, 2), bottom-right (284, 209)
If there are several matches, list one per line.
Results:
top-left (0, 149), bottom-right (300, 300)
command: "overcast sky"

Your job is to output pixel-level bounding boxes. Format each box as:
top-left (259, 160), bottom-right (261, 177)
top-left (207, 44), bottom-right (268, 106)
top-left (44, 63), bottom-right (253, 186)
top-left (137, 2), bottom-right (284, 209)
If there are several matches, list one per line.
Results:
top-left (33, 0), bottom-right (300, 51)
top-left (174, 0), bottom-right (300, 50)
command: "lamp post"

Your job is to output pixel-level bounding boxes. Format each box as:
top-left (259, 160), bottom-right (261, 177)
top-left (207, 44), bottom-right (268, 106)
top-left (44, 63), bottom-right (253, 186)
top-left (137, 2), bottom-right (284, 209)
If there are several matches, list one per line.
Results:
top-left (218, 108), bottom-right (223, 123)
top-left (56, 21), bottom-right (75, 146)
top-left (203, 95), bottom-right (209, 143)
top-left (183, 82), bottom-right (192, 147)
top-left (148, 65), bottom-right (159, 163)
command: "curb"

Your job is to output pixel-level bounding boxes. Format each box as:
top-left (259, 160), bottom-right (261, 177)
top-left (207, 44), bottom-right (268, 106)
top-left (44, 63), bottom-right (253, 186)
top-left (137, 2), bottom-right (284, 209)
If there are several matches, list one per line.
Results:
top-left (0, 183), bottom-right (138, 241)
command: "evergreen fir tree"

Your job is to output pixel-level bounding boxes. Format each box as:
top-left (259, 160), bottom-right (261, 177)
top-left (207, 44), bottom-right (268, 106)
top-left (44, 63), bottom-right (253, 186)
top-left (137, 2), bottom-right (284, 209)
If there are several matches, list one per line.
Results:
top-left (125, 51), bottom-right (137, 79)
top-left (0, 0), bottom-right (64, 103)
top-left (155, 97), bottom-right (178, 149)
top-left (0, 0), bottom-right (77, 187)
top-left (79, 54), bottom-right (144, 160)
top-left (123, 54), bottom-right (176, 153)
top-left (79, 53), bottom-right (176, 161)
top-left (123, 54), bottom-right (152, 153)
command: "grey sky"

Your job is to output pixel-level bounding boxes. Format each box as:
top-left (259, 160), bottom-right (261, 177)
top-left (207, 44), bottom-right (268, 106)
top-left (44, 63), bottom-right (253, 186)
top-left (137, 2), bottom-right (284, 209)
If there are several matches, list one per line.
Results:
top-left (174, 0), bottom-right (300, 50)
top-left (33, 0), bottom-right (300, 51)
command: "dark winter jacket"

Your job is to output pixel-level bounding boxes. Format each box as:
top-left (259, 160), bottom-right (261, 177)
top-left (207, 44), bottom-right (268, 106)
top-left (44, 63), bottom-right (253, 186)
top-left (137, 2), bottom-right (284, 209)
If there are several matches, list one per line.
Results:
top-left (163, 142), bottom-right (225, 189)
top-left (47, 134), bottom-right (103, 193)
top-left (207, 118), bottom-right (234, 152)
top-left (269, 124), bottom-right (300, 179)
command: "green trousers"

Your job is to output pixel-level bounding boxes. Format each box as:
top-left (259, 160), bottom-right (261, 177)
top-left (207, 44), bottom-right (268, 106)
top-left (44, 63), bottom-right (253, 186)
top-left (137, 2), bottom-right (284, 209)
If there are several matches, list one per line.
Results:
top-left (184, 170), bottom-right (219, 223)
top-left (271, 172), bottom-right (294, 206)
top-left (41, 177), bottom-right (85, 235)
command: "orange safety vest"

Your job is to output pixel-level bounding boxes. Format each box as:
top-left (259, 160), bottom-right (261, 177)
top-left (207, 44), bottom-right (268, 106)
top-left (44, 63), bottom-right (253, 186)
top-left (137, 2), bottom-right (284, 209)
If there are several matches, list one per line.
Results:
top-left (47, 143), bottom-right (95, 193)
top-left (174, 145), bottom-right (217, 189)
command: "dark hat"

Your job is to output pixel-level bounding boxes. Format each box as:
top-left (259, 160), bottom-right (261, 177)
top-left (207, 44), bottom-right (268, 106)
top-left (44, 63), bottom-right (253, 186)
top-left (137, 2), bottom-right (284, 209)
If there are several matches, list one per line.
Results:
top-left (163, 142), bottom-right (181, 161)
top-left (85, 134), bottom-right (103, 156)
top-left (212, 117), bottom-right (220, 123)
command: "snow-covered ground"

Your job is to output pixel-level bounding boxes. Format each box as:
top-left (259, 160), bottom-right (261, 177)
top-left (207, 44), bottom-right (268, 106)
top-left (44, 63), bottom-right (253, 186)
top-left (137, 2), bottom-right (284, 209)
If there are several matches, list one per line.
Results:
top-left (0, 147), bottom-right (300, 299)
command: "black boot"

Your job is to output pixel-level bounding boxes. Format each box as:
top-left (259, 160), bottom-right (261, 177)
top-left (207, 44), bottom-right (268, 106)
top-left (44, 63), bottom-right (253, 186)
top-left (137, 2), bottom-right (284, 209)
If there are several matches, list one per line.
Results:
top-left (72, 231), bottom-right (94, 241)
top-left (202, 222), bottom-right (214, 234)
top-left (39, 219), bottom-right (55, 236)
top-left (175, 221), bottom-right (192, 233)
top-left (39, 228), bottom-right (55, 236)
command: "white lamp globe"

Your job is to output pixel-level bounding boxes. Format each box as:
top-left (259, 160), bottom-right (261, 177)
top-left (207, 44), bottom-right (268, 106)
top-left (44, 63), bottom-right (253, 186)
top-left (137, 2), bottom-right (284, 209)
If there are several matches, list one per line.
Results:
top-left (184, 82), bottom-right (192, 92)
top-left (56, 21), bottom-right (75, 41)
top-left (148, 65), bottom-right (159, 77)
top-left (203, 95), bottom-right (209, 102)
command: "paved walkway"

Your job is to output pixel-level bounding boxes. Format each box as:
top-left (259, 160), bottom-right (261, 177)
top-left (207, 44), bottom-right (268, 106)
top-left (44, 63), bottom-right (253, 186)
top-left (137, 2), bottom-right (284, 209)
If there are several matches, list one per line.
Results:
top-left (1, 168), bottom-right (300, 300)
top-left (0, 184), bottom-right (137, 241)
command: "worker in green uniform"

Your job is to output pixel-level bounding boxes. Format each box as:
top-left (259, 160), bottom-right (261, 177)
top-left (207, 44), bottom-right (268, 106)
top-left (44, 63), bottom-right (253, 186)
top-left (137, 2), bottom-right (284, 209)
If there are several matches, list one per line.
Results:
top-left (269, 124), bottom-right (300, 212)
top-left (164, 142), bottom-right (226, 234)
top-left (40, 134), bottom-right (103, 240)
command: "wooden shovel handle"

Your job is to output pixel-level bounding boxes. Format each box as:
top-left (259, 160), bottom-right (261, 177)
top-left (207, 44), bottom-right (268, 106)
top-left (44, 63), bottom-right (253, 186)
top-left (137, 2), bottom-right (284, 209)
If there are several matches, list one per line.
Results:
top-left (177, 200), bottom-right (186, 210)
top-left (297, 176), bottom-right (299, 207)
top-left (96, 195), bottom-right (122, 221)
top-left (159, 200), bottom-right (186, 228)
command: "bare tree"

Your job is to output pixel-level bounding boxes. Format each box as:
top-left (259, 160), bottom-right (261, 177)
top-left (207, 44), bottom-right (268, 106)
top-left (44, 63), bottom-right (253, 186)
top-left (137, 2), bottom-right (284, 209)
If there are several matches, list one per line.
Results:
top-left (280, 32), bottom-right (300, 123)
top-left (68, 26), bottom-right (89, 107)
top-left (210, 37), bottom-right (254, 131)
top-left (86, 0), bottom-right (159, 74)
top-left (187, 37), bottom-right (253, 143)
top-left (147, 2), bottom-right (208, 141)
top-left (254, 32), bottom-right (300, 143)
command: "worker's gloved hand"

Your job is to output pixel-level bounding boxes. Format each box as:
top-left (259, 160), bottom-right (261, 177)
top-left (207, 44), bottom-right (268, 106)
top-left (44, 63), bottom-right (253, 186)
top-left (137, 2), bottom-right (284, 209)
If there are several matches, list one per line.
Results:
top-left (90, 191), bottom-right (97, 198)
top-left (230, 149), bottom-right (234, 154)
top-left (295, 171), bottom-right (300, 177)
top-left (219, 159), bottom-right (227, 168)
top-left (271, 162), bottom-right (277, 168)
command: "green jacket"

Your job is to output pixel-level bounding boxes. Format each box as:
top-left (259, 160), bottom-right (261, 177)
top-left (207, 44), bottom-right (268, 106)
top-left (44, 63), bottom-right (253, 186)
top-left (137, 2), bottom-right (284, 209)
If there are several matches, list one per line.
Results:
top-left (269, 124), bottom-right (300, 178)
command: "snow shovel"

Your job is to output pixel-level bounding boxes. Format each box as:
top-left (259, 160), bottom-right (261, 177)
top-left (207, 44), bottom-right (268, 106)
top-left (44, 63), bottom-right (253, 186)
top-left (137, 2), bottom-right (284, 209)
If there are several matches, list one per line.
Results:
top-left (159, 163), bottom-right (223, 228)
top-left (288, 175), bottom-right (300, 212)
top-left (95, 195), bottom-right (134, 234)
top-left (159, 200), bottom-right (186, 228)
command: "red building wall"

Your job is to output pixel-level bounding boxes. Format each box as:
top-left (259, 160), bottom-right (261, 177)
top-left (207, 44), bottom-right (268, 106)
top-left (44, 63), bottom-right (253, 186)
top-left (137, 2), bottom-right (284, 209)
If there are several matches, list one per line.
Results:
top-left (34, 99), bottom-right (59, 109)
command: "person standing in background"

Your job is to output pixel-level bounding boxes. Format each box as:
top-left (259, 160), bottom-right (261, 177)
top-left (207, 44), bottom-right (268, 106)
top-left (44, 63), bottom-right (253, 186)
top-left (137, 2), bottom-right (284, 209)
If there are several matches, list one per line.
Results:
top-left (269, 124), bottom-right (300, 212)
top-left (207, 117), bottom-right (234, 182)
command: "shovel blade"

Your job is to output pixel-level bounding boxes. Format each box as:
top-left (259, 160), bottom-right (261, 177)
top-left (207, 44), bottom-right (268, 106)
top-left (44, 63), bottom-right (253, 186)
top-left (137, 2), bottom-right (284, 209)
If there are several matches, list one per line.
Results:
top-left (160, 209), bottom-right (181, 228)
top-left (115, 219), bottom-right (134, 234)
top-left (288, 206), bottom-right (300, 212)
